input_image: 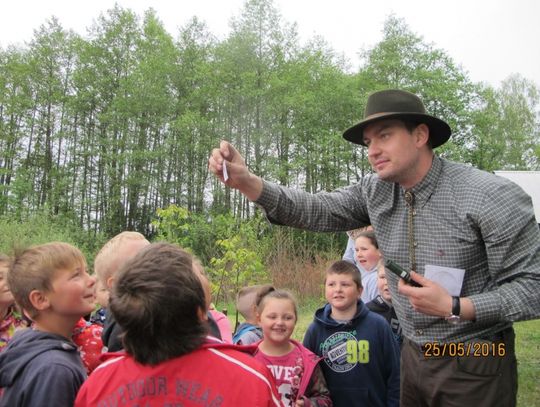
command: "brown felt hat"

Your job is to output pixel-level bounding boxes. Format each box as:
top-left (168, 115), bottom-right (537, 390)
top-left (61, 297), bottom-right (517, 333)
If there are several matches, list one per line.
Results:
top-left (343, 89), bottom-right (452, 148)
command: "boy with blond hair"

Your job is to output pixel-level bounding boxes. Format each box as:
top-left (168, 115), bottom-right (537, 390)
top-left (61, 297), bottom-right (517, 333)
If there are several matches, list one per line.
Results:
top-left (303, 260), bottom-right (400, 407)
top-left (0, 242), bottom-right (96, 406)
top-left (94, 231), bottom-right (149, 290)
top-left (94, 231), bottom-right (150, 352)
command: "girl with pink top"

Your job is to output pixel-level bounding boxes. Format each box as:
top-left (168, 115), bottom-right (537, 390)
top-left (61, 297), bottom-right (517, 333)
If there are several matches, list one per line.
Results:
top-left (254, 287), bottom-right (332, 407)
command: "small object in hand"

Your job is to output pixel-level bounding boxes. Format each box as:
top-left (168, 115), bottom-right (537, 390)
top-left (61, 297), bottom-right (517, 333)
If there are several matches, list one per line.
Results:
top-left (223, 160), bottom-right (229, 181)
top-left (385, 259), bottom-right (422, 287)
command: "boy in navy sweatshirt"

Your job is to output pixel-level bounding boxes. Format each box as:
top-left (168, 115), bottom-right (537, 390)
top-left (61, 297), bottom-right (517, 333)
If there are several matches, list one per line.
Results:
top-left (0, 242), bottom-right (96, 407)
top-left (303, 260), bottom-right (400, 407)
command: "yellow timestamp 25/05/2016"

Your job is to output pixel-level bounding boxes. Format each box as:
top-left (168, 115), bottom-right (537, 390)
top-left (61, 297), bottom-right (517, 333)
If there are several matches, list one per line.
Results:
top-left (422, 341), bottom-right (506, 358)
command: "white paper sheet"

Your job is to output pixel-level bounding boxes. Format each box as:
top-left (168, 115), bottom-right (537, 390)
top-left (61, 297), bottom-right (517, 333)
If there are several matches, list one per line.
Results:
top-left (424, 265), bottom-right (465, 296)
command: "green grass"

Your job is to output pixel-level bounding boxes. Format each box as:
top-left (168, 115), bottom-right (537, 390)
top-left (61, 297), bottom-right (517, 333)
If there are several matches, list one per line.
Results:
top-left (224, 300), bottom-right (540, 406)
top-left (515, 319), bottom-right (540, 407)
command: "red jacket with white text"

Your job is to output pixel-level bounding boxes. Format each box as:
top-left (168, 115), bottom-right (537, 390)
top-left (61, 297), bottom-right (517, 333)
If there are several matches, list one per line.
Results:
top-left (74, 338), bottom-right (283, 407)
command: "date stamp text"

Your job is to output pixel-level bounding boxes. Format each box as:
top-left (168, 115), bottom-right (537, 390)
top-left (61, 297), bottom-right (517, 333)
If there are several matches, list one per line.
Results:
top-left (422, 341), bottom-right (506, 358)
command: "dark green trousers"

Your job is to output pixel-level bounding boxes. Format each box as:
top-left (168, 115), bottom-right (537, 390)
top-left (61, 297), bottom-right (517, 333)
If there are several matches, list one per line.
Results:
top-left (400, 328), bottom-right (517, 407)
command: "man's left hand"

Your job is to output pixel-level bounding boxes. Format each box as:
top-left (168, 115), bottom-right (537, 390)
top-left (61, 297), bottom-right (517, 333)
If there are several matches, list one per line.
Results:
top-left (397, 271), bottom-right (453, 318)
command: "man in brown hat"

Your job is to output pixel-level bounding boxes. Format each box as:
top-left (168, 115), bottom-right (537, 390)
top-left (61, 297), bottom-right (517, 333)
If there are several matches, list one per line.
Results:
top-left (208, 89), bottom-right (540, 406)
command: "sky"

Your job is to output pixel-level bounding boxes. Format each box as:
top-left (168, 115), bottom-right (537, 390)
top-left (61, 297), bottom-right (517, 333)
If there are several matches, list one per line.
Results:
top-left (1, 0), bottom-right (539, 88)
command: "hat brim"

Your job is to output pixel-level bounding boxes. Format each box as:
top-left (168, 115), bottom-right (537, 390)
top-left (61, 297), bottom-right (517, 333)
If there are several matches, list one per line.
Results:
top-left (343, 112), bottom-right (451, 149)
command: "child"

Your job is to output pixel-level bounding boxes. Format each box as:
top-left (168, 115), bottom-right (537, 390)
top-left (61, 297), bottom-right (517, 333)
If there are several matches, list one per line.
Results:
top-left (193, 256), bottom-right (233, 343)
top-left (0, 254), bottom-right (27, 352)
top-left (94, 231), bottom-right (150, 351)
top-left (0, 242), bottom-right (96, 406)
top-left (0, 252), bottom-right (101, 375)
top-left (254, 287), bottom-right (332, 407)
top-left (71, 317), bottom-right (104, 374)
top-left (89, 279), bottom-right (109, 326)
top-left (366, 260), bottom-right (403, 346)
top-left (354, 230), bottom-right (381, 303)
top-left (341, 226), bottom-right (373, 267)
top-left (73, 272), bottom-right (107, 374)
top-left (303, 260), bottom-right (400, 407)
top-left (75, 242), bottom-right (282, 407)
top-left (233, 284), bottom-right (267, 345)
top-left (208, 305), bottom-right (233, 343)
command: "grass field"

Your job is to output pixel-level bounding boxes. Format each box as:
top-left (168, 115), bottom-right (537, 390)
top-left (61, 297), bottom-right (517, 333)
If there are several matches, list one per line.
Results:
top-left (514, 319), bottom-right (540, 406)
top-left (224, 301), bottom-right (540, 405)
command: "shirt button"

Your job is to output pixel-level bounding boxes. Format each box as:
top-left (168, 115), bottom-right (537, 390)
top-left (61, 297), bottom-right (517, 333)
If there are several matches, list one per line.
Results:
top-left (412, 210), bottom-right (417, 216)
top-left (415, 329), bottom-right (424, 336)
top-left (413, 242), bottom-right (418, 247)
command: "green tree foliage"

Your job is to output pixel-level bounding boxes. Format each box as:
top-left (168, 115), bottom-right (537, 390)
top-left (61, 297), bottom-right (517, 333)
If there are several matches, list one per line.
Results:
top-left (151, 204), bottom-right (269, 305)
top-left (210, 234), bottom-right (266, 306)
top-left (0, 208), bottom-right (106, 267)
top-left (0, 1), bottom-right (538, 256)
top-left (171, 17), bottom-right (217, 214)
top-left (0, 47), bottom-right (34, 215)
top-left (468, 75), bottom-right (540, 171)
top-left (151, 204), bottom-right (232, 263)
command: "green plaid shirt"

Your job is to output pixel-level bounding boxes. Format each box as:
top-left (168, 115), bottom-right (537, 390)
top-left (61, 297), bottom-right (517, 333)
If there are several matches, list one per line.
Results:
top-left (256, 155), bottom-right (540, 344)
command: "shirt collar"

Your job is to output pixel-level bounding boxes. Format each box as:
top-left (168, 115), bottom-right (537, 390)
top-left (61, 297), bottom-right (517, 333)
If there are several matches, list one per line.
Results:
top-left (402, 155), bottom-right (442, 208)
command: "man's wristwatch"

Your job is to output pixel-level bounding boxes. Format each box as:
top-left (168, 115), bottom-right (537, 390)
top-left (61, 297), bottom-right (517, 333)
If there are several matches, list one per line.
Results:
top-left (446, 296), bottom-right (461, 324)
